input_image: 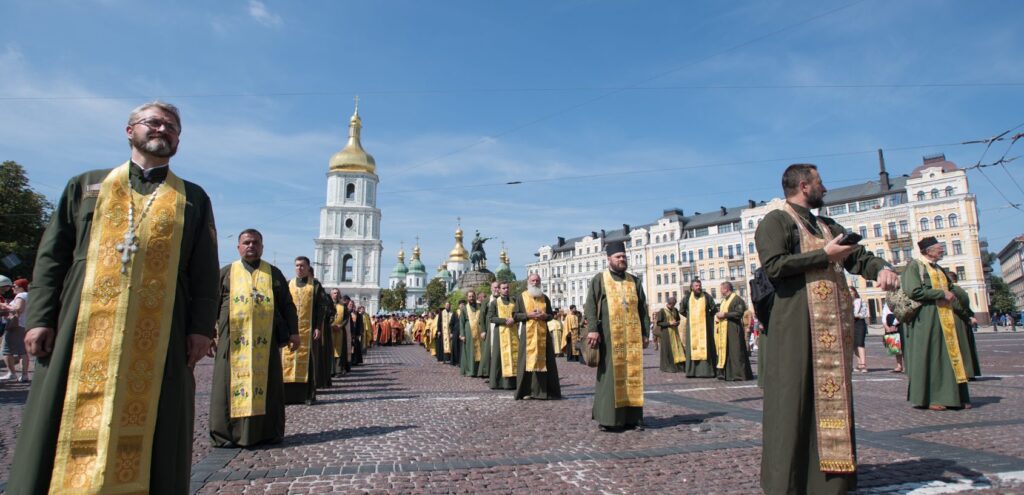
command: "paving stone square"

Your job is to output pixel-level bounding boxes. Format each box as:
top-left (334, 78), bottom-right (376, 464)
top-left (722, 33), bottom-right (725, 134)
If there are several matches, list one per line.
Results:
top-left (1, 330), bottom-right (1023, 493)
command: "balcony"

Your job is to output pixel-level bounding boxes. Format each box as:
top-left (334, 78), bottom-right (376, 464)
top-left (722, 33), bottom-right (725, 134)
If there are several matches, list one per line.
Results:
top-left (884, 232), bottom-right (912, 245)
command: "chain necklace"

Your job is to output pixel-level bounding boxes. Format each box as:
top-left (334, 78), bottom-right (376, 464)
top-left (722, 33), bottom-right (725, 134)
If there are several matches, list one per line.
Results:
top-left (116, 180), bottom-right (165, 274)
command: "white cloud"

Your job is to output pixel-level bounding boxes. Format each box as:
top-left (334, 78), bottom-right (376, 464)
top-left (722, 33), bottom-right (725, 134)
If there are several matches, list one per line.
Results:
top-left (248, 1), bottom-right (282, 27)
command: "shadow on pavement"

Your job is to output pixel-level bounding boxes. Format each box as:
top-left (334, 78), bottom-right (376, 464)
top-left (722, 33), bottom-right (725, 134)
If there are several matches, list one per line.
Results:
top-left (316, 394), bottom-right (421, 404)
top-left (281, 425), bottom-right (417, 447)
top-left (969, 396), bottom-right (1002, 409)
top-left (645, 412), bottom-right (727, 429)
top-left (0, 387), bottom-right (29, 405)
top-left (857, 458), bottom-right (984, 489)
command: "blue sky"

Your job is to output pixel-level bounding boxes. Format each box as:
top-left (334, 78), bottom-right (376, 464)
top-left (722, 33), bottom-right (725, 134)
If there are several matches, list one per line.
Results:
top-left (2, 0), bottom-right (1023, 281)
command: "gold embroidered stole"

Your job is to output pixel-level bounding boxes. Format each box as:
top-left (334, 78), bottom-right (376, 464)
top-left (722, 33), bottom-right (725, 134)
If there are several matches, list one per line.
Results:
top-left (521, 291), bottom-right (548, 372)
top-left (50, 163), bottom-right (186, 493)
top-left (283, 280), bottom-right (313, 383)
top-left (564, 312), bottom-right (580, 356)
top-left (921, 260), bottom-right (968, 383)
top-left (228, 261), bottom-right (274, 418)
top-left (363, 314), bottom-right (372, 345)
top-left (497, 298), bottom-right (519, 377)
top-left (441, 310), bottom-right (452, 354)
top-left (467, 305), bottom-right (482, 362)
top-left (715, 295), bottom-right (736, 369)
top-left (782, 204), bottom-right (856, 474)
top-left (602, 271), bottom-right (644, 408)
top-left (331, 304), bottom-right (345, 359)
top-left (547, 319), bottom-right (563, 356)
top-left (688, 293), bottom-right (708, 361)
top-left (663, 308), bottom-right (686, 364)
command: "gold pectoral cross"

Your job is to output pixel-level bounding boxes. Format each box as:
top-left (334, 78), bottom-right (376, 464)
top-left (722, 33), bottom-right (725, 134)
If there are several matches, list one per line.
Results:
top-left (115, 231), bottom-right (139, 274)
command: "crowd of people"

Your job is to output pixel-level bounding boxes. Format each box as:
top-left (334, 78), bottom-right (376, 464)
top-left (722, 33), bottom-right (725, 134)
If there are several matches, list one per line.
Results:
top-left (0, 101), bottom-right (995, 495)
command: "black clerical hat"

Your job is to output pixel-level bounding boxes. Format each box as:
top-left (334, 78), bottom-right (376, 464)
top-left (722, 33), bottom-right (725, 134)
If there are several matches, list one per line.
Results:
top-left (605, 240), bottom-right (626, 256)
top-left (917, 236), bottom-right (939, 252)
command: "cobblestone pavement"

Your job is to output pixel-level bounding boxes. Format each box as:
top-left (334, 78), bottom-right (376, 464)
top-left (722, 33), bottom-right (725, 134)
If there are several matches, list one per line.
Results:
top-left (1, 331), bottom-right (1023, 493)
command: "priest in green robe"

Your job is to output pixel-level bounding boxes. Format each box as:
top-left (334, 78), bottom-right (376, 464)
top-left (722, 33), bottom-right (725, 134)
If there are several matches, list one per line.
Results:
top-left (714, 281), bottom-right (753, 381)
top-left (902, 237), bottom-right (971, 410)
top-left (488, 282), bottom-right (519, 390)
top-left (656, 295), bottom-right (686, 373)
top-left (584, 240), bottom-right (650, 431)
top-left (330, 290), bottom-right (350, 376)
top-left (479, 281), bottom-right (498, 379)
top-left (755, 164), bottom-right (897, 494)
top-left (311, 269), bottom-right (334, 390)
top-left (513, 274), bottom-right (561, 400)
top-left (283, 256), bottom-right (328, 405)
top-left (459, 290), bottom-right (483, 377)
top-left (210, 229), bottom-right (299, 448)
top-left (680, 279), bottom-right (718, 378)
top-left (10, 101), bottom-right (220, 494)
top-left (470, 292), bottom-right (489, 377)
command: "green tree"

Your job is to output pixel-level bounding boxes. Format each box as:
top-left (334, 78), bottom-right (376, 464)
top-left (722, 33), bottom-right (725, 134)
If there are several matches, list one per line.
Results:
top-left (990, 276), bottom-right (1019, 316)
top-left (424, 278), bottom-right (448, 312)
top-left (380, 282), bottom-right (408, 312)
top-left (0, 161), bottom-right (52, 279)
top-left (496, 269), bottom-right (517, 284)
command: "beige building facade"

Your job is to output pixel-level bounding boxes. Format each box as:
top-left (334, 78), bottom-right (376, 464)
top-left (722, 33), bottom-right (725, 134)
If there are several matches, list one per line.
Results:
top-left (997, 235), bottom-right (1024, 311)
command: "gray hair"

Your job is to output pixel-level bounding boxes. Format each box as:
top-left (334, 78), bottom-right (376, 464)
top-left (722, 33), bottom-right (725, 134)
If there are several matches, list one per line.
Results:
top-left (128, 100), bottom-right (182, 129)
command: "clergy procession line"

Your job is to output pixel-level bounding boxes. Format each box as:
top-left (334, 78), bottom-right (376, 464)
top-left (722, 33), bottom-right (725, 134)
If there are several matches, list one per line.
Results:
top-left (3, 101), bottom-right (987, 495)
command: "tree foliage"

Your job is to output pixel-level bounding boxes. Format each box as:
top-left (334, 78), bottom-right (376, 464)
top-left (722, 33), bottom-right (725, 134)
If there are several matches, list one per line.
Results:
top-left (424, 278), bottom-right (448, 312)
top-left (0, 161), bottom-right (53, 279)
top-left (380, 282), bottom-right (407, 312)
top-left (990, 276), bottom-right (1019, 316)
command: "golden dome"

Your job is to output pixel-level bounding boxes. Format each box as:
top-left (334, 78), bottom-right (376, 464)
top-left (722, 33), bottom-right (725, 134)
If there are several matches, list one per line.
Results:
top-left (412, 244), bottom-right (421, 259)
top-left (397, 248), bottom-right (405, 263)
top-left (447, 227), bottom-right (469, 262)
top-left (329, 100), bottom-right (376, 174)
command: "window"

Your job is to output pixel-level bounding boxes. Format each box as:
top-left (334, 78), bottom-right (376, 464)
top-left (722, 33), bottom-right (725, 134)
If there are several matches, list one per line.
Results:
top-left (887, 193), bottom-right (904, 206)
top-left (657, 293), bottom-right (663, 303)
top-left (728, 245), bottom-right (734, 258)
top-left (892, 250), bottom-right (901, 264)
top-left (718, 246), bottom-right (724, 258)
top-left (748, 242), bottom-right (755, 254)
top-left (698, 250), bottom-right (704, 261)
top-left (750, 263), bottom-right (757, 274)
top-left (956, 266), bottom-right (966, 280)
top-left (945, 186), bottom-right (954, 196)
top-left (952, 240), bottom-right (963, 255)
top-left (684, 272), bottom-right (690, 283)
top-left (345, 183), bottom-right (356, 200)
top-left (688, 251), bottom-right (694, 262)
top-left (859, 226), bottom-right (868, 238)
top-left (699, 269), bottom-right (706, 280)
top-left (670, 253), bottom-right (676, 263)
top-left (920, 218), bottom-right (930, 231)
top-left (931, 189), bottom-right (940, 199)
top-left (655, 256), bottom-right (660, 266)
top-left (888, 222), bottom-right (898, 237)
top-left (341, 254), bottom-right (354, 282)
top-left (902, 248), bottom-right (912, 261)
top-left (949, 214), bottom-right (959, 227)
top-left (719, 223), bottom-right (733, 234)
top-left (934, 215), bottom-right (944, 229)
top-left (656, 274), bottom-right (662, 285)
top-left (875, 249), bottom-right (885, 260)
top-left (673, 291), bottom-right (678, 300)
top-left (707, 248), bottom-right (713, 259)
top-left (719, 267), bottom-right (725, 279)
top-left (663, 255), bottom-right (669, 265)
top-left (828, 204), bottom-right (847, 216)
top-left (655, 235), bottom-right (661, 243)
top-left (670, 232), bottom-right (675, 241)
top-left (899, 220), bottom-right (909, 233)
top-left (671, 273), bottom-right (677, 284)
top-left (858, 199), bottom-right (880, 211)
top-left (917, 191), bottom-right (926, 201)
top-left (736, 243), bottom-right (742, 255)
top-left (681, 252), bottom-right (687, 262)
top-left (694, 227), bottom-right (709, 237)
top-left (873, 224), bottom-right (882, 238)
top-left (748, 220), bottom-right (754, 229)
top-left (730, 267), bottom-right (737, 278)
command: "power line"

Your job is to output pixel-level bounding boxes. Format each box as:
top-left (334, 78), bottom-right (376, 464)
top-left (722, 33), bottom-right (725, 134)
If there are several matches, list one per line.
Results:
top-left (3, 82), bottom-right (1021, 102)
top-left (391, 0), bottom-right (871, 175)
top-left (965, 122), bottom-right (1024, 214)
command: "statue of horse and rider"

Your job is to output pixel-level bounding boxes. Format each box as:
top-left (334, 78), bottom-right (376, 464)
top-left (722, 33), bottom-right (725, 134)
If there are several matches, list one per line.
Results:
top-left (470, 230), bottom-right (493, 271)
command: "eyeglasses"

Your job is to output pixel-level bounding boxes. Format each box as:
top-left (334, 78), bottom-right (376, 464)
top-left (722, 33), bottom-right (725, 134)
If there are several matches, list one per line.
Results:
top-left (131, 118), bottom-right (180, 135)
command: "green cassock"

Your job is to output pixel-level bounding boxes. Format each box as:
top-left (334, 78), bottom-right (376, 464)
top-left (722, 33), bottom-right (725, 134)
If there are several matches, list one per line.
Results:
top-left (313, 282), bottom-right (334, 390)
top-left (755, 203), bottom-right (886, 495)
top-left (477, 296), bottom-right (493, 378)
top-left (656, 307), bottom-right (685, 373)
top-left (513, 292), bottom-right (562, 400)
top-left (9, 164), bottom-right (220, 494)
top-left (584, 269), bottom-right (650, 428)
top-left (718, 295), bottom-right (754, 381)
top-left (209, 260), bottom-right (298, 448)
top-left (680, 291), bottom-right (718, 378)
top-left (951, 284), bottom-right (981, 377)
top-left (459, 303), bottom-right (482, 377)
top-left (487, 296), bottom-right (518, 390)
top-left (901, 260), bottom-right (971, 408)
top-left (283, 277), bottom-right (328, 405)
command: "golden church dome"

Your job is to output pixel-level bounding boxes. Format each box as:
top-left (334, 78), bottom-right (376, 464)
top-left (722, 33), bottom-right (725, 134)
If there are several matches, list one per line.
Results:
top-left (329, 100), bottom-right (376, 175)
top-left (447, 227), bottom-right (469, 262)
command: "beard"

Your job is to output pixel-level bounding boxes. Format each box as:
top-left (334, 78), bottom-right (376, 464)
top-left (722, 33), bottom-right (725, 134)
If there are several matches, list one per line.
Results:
top-left (807, 187), bottom-right (825, 209)
top-left (132, 133), bottom-right (177, 158)
top-left (527, 285), bottom-right (543, 298)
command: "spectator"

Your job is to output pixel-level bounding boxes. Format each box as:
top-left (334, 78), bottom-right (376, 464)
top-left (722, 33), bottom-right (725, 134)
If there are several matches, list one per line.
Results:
top-left (0, 278), bottom-right (30, 381)
top-left (881, 303), bottom-right (904, 373)
top-left (851, 288), bottom-right (869, 372)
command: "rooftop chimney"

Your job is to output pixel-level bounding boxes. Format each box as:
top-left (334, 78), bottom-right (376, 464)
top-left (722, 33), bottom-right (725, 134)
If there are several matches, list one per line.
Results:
top-left (600, 229), bottom-right (606, 238)
top-left (878, 149), bottom-right (891, 192)
top-left (591, 231), bottom-right (598, 239)
top-left (923, 153), bottom-right (946, 164)
top-left (748, 199), bottom-right (756, 208)
top-left (720, 206), bottom-right (728, 215)
top-left (623, 224), bottom-right (631, 235)
top-left (557, 236), bottom-right (565, 247)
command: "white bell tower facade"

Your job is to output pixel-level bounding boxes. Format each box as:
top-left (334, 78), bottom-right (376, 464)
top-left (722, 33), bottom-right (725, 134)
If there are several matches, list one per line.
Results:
top-left (314, 100), bottom-right (383, 313)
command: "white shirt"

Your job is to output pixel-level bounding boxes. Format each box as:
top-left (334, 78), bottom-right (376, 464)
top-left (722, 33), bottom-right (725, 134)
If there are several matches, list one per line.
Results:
top-left (12, 292), bottom-right (28, 327)
top-left (852, 298), bottom-right (868, 319)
